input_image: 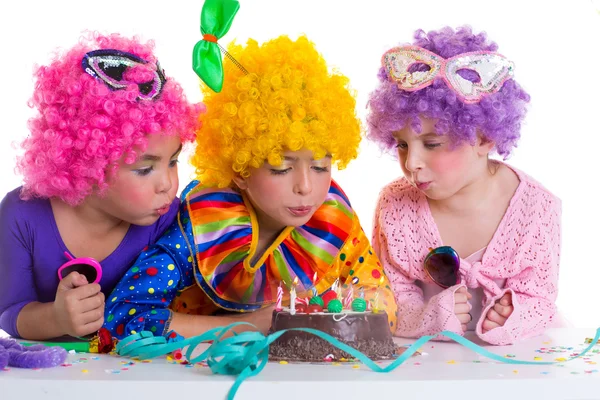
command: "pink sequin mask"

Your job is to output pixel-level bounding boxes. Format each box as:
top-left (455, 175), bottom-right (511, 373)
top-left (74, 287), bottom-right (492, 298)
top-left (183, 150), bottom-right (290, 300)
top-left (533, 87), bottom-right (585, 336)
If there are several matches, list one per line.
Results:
top-left (382, 45), bottom-right (515, 104)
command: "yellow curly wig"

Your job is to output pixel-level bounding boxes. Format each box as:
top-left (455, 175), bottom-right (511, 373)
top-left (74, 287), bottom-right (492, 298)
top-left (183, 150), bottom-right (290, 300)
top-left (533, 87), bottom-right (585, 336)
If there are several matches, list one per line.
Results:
top-left (191, 35), bottom-right (361, 187)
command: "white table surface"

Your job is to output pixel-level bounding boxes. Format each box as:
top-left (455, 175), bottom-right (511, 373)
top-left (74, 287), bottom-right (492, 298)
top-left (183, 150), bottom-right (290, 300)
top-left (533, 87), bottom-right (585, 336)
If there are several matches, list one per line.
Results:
top-left (1, 328), bottom-right (599, 400)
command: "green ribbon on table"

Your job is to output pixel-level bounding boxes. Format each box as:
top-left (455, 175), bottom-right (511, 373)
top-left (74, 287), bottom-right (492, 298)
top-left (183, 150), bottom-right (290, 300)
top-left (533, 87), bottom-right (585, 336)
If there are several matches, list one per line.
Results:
top-left (192, 0), bottom-right (241, 92)
top-left (116, 323), bottom-right (600, 400)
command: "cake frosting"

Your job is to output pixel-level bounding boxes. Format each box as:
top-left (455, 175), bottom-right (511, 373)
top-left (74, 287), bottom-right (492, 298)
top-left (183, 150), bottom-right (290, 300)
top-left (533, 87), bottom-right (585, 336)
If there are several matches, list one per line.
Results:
top-left (269, 307), bottom-right (396, 362)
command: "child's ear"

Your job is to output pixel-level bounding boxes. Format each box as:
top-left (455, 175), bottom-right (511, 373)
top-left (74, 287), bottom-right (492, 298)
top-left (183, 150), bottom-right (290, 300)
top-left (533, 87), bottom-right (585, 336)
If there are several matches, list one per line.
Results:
top-left (232, 175), bottom-right (248, 191)
top-left (477, 136), bottom-right (495, 156)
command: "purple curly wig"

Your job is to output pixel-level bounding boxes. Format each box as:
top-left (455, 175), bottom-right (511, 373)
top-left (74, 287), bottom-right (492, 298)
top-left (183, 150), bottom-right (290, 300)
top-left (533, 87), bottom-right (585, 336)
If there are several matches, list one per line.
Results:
top-left (0, 338), bottom-right (67, 369)
top-left (367, 26), bottom-right (530, 157)
top-left (17, 32), bottom-right (203, 206)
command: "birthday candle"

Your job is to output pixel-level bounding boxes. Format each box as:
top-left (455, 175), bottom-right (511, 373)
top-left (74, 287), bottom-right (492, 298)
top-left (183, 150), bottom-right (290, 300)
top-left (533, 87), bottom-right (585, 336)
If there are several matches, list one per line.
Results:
top-left (373, 276), bottom-right (384, 313)
top-left (311, 272), bottom-right (318, 297)
top-left (343, 285), bottom-right (354, 309)
top-left (276, 282), bottom-right (283, 311)
top-left (295, 297), bottom-right (309, 306)
top-left (290, 277), bottom-right (298, 315)
top-left (333, 278), bottom-right (341, 300)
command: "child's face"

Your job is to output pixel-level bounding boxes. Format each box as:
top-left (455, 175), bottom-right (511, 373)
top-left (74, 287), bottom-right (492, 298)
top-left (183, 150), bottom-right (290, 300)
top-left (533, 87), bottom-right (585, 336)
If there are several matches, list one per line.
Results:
top-left (234, 148), bottom-right (332, 233)
top-left (93, 134), bottom-right (182, 226)
top-left (394, 118), bottom-right (493, 200)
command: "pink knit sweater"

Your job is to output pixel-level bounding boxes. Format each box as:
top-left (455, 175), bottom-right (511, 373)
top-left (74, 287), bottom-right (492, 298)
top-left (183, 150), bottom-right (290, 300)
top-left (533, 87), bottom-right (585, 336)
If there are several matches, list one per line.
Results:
top-left (372, 166), bottom-right (562, 345)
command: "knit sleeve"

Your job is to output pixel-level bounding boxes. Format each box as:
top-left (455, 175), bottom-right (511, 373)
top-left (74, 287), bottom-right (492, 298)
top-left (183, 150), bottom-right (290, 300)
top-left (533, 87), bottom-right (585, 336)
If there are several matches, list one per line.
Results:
top-left (477, 190), bottom-right (561, 345)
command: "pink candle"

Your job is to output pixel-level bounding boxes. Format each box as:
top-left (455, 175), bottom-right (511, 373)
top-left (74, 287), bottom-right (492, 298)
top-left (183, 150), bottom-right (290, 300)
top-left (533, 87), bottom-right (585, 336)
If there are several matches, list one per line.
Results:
top-left (276, 283), bottom-right (283, 311)
top-left (295, 297), bottom-right (309, 306)
top-left (343, 285), bottom-right (354, 309)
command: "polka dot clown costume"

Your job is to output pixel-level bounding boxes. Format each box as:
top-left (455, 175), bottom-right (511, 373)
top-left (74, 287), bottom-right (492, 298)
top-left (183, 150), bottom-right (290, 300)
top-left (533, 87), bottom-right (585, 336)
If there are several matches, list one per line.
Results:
top-left (103, 1), bottom-right (397, 339)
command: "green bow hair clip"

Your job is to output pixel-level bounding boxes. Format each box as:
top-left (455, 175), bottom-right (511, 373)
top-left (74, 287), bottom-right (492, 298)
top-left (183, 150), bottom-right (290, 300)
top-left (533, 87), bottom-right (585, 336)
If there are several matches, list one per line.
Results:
top-left (193, 0), bottom-right (243, 92)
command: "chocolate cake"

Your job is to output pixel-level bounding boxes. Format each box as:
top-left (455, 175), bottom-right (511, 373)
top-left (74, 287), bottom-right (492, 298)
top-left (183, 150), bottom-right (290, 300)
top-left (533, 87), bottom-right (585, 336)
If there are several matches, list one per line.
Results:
top-left (268, 309), bottom-right (396, 362)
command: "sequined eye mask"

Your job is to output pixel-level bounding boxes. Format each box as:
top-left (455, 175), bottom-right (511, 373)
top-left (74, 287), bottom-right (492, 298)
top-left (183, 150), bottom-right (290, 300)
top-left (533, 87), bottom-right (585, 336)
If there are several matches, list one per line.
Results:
top-left (81, 49), bottom-right (166, 100)
top-left (382, 45), bottom-right (515, 104)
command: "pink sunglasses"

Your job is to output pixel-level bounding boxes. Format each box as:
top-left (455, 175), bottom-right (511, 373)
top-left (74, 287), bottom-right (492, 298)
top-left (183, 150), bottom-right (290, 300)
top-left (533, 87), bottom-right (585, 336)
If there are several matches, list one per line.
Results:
top-left (57, 252), bottom-right (102, 284)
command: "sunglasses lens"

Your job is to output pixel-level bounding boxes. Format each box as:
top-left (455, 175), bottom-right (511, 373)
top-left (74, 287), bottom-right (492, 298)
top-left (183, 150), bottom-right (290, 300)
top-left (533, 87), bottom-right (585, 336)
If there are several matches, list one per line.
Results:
top-left (425, 250), bottom-right (459, 288)
top-left (59, 263), bottom-right (98, 283)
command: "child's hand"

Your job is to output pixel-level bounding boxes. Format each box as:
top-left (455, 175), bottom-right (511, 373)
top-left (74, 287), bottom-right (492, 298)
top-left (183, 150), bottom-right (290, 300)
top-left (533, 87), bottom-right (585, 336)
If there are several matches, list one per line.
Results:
top-left (53, 272), bottom-right (105, 337)
top-left (454, 286), bottom-right (472, 332)
top-left (482, 292), bottom-right (514, 333)
top-left (241, 304), bottom-right (275, 334)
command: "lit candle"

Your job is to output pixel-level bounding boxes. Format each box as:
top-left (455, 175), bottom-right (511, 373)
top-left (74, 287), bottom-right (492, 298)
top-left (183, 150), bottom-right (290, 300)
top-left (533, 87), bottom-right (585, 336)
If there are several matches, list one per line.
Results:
top-left (311, 272), bottom-right (318, 297)
top-left (290, 277), bottom-right (298, 315)
top-left (276, 282), bottom-right (283, 311)
top-left (343, 285), bottom-right (354, 309)
top-left (373, 276), bottom-right (384, 313)
top-left (333, 278), bottom-right (341, 300)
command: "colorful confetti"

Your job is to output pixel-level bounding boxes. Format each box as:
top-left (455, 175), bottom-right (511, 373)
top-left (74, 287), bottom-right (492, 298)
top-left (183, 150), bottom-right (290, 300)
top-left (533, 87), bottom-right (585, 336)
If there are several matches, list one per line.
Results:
top-left (536, 346), bottom-right (573, 354)
top-left (104, 369), bottom-right (121, 374)
top-left (279, 361), bottom-right (288, 365)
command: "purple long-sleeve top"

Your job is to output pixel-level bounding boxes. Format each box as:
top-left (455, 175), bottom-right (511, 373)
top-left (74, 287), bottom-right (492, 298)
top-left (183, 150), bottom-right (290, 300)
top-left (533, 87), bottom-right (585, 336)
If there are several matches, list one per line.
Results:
top-left (0, 187), bottom-right (178, 337)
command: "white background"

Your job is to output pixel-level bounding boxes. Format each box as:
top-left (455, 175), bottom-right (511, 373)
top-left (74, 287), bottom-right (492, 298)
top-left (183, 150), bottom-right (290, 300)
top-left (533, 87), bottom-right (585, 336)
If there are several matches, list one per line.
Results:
top-left (1, 1), bottom-right (599, 329)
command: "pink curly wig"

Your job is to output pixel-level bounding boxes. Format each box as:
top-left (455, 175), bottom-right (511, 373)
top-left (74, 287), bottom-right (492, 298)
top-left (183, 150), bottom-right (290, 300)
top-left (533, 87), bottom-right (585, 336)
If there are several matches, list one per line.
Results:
top-left (17, 32), bottom-right (203, 205)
